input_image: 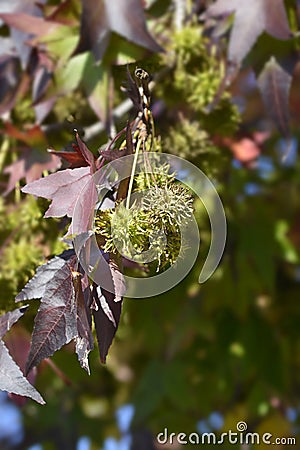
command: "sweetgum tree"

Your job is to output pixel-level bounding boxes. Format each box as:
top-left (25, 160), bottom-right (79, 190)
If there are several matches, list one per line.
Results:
top-left (1, 0), bottom-right (300, 449)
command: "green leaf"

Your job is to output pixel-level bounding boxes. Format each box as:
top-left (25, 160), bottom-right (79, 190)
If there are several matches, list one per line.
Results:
top-left (275, 220), bottom-right (298, 263)
top-left (82, 55), bottom-right (111, 123)
top-left (132, 360), bottom-right (165, 424)
top-left (38, 25), bottom-right (80, 63)
top-left (46, 52), bottom-right (90, 99)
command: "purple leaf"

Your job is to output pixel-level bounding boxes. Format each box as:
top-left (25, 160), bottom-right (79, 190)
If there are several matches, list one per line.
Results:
top-left (16, 251), bottom-right (95, 374)
top-left (0, 12), bottom-right (59, 37)
top-left (0, 307), bottom-right (45, 404)
top-left (0, 57), bottom-right (29, 117)
top-left (108, 259), bottom-right (126, 302)
top-left (25, 255), bottom-right (78, 374)
top-left (69, 174), bottom-right (98, 236)
top-left (0, 341), bottom-right (45, 404)
top-left (34, 97), bottom-right (56, 124)
top-left (106, 0), bottom-right (162, 52)
top-left (92, 284), bottom-right (123, 363)
top-left (77, 0), bottom-right (162, 61)
top-left (0, 307), bottom-right (28, 340)
top-left (48, 145), bottom-right (89, 169)
top-left (205, 0), bottom-right (291, 63)
top-left (32, 61), bottom-right (55, 123)
top-left (22, 166), bottom-right (92, 218)
top-left (0, 0), bottom-right (47, 68)
top-left (75, 132), bottom-right (97, 170)
top-left (21, 134), bottom-right (98, 230)
top-left (16, 250), bottom-right (75, 302)
top-left (257, 57), bottom-right (292, 137)
top-left (4, 149), bottom-right (61, 196)
top-left (49, 132), bottom-right (96, 169)
top-left (73, 273), bottom-right (93, 374)
top-left (76, 0), bottom-right (107, 60)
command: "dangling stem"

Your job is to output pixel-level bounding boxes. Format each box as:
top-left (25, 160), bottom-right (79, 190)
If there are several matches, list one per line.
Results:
top-left (126, 138), bottom-right (142, 209)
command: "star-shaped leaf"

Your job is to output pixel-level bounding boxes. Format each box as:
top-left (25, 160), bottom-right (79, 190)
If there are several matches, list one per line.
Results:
top-left (23, 255), bottom-right (78, 374)
top-left (205, 0), bottom-right (291, 63)
top-left (257, 57), bottom-right (292, 137)
top-left (16, 250), bottom-right (94, 374)
top-left (22, 165), bottom-right (92, 218)
top-left (73, 273), bottom-right (93, 374)
top-left (0, 307), bottom-right (45, 404)
top-left (77, 0), bottom-right (162, 61)
top-left (92, 284), bottom-right (123, 363)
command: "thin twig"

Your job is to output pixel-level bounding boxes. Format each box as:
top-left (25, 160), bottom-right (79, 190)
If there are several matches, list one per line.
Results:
top-left (41, 98), bottom-right (133, 143)
top-left (44, 358), bottom-right (73, 386)
top-left (84, 98), bottom-right (133, 141)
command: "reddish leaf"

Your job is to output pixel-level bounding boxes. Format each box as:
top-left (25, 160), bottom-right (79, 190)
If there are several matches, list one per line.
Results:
top-left (67, 179), bottom-right (99, 237)
top-left (205, 0), bottom-right (291, 63)
top-left (108, 259), bottom-right (126, 302)
top-left (222, 138), bottom-right (259, 163)
top-left (92, 284), bottom-right (123, 363)
top-left (231, 138), bottom-right (261, 163)
top-left (24, 255), bottom-right (78, 374)
top-left (3, 123), bottom-right (61, 194)
top-left (0, 0), bottom-right (47, 68)
top-left (4, 149), bottom-right (61, 195)
top-left (21, 166), bottom-right (92, 218)
top-left (100, 147), bottom-right (129, 162)
top-left (257, 57), bottom-right (292, 137)
top-left (0, 306), bottom-right (28, 340)
top-left (77, 0), bottom-right (162, 61)
top-left (16, 251), bottom-right (94, 373)
top-left (49, 133), bottom-right (97, 169)
top-left (48, 145), bottom-right (89, 168)
top-left (0, 308), bottom-right (45, 404)
top-left (32, 55), bottom-right (55, 123)
top-left (34, 97), bottom-right (56, 124)
top-left (0, 54), bottom-right (30, 117)
top-left (220, 132), bottom-right (269, 164)
top-left (0, 0), bottom-right (45, 16)
top-left (5, 326), bottom-right (37, 407)
top-left (0, 12), bottom-right (59, 38)
top-left (23, 133), bottom-right (97, 223)
top-left (15, 250), bottom-right (76, 302)
top-left (75, 132), bottom-right (97, 169)
top-left (32, 58), bottom-right (54, 104)
top-left (73, 272), bottom-right (93, 374)
top-left (4, 122), bottom-right (46, 147)
top-left (0, 341), bottom-right (45, 404)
